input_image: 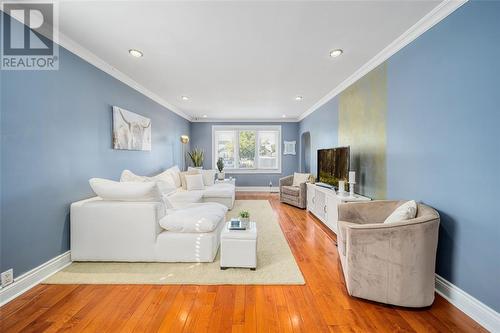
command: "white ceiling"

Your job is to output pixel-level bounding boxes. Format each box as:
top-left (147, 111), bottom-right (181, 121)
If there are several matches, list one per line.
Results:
top-left (58, 1), bottom-right (441, 121)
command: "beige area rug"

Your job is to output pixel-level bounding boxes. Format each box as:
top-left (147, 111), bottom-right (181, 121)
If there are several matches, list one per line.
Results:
top-left (44, 200), bottom-right (305, 285)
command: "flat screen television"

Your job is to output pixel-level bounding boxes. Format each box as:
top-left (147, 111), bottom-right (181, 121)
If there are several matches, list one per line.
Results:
top-left (317, 147), bottom-right (350, 188)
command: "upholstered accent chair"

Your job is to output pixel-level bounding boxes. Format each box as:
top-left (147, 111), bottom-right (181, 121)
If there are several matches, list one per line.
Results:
top-left (279, 174), bottom-right (313, 209)
top-left (337, 200), bottom-right (440, 307)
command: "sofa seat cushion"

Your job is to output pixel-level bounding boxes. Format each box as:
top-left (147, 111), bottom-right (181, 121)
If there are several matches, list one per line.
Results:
top-left (159, 203), bottom-right (228, 233)
top-left (282, 185), bottom-right (300, 196)
top-left (165, 189), bottom-right (204, 208)
top-left (281, 193), bottom-right (300, 203)
top-left (203, 183), bottom-right (235, 198)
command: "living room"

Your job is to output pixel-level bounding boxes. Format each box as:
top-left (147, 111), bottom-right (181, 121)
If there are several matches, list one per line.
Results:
top-left (1, 1), bottom-right (499, 332)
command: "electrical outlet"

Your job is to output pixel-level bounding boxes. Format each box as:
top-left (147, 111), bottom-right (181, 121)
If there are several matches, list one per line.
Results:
top-left (1, 269), bottom-right (14, 287)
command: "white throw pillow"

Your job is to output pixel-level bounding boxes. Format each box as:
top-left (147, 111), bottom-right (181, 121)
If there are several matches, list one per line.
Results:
top-left (163, 166), bottom-right (182, 188)
top-left (384, 200), bottom-right (418, 224)
top-left (179, 170), bottom-right (200, 190)
top-left (89, 178), bottom-right (161, 202)
top-left (201, 169), bottom-right (216, 186)
top-left (120, 169), bottom-right (149, 182)
top-left (151, 169), bottom-right (177, 188)
top-left (292, 172), bottom-right (311, 187)
top-left (187, 167), bottom-right (202, 174)
top-left (185, 174), bottom-right (205, 191)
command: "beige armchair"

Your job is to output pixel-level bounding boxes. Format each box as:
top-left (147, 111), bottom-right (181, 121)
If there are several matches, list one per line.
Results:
top-left (279, 175), bottom-right (311, 209)
top-left (337, 200), bottom-right (440, 307)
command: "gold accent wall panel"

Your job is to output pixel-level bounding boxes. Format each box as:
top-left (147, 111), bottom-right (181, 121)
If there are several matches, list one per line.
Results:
top-left (339, 63), bottom-right (387, 199)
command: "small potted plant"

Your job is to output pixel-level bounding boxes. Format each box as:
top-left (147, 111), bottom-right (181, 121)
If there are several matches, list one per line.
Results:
top-left (187, 148), bottom-right (204, 168)
top-left (216, 157), bottom-right (225, 180)
top-left (239, 210), bottom-right (250, 225)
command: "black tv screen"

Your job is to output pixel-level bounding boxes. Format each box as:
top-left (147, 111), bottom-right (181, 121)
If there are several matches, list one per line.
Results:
top-left (317, 147), bottom-right (350, 188)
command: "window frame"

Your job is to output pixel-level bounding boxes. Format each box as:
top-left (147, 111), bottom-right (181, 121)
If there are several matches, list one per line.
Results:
top-left (212, 125), bottom-right (282, 174)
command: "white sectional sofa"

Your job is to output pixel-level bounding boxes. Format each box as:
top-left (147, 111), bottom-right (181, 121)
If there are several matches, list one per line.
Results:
top-left (70, 166), bottom-right (236, 263)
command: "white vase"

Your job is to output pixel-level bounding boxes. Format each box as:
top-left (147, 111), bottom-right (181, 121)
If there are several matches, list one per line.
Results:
top-left (240, 217), bottom-right (250, 228)
top-left (217, 172), bottom-right (225, 180)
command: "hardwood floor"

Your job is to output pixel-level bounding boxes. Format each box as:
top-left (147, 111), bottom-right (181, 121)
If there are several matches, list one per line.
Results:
top-left (0, 192), bottom-right (486, 332)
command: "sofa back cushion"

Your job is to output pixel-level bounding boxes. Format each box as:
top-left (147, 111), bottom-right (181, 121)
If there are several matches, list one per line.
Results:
top-left (120, 169), bottom-right (149, 182)
top-left (90, 178), bottom-right (161, 202)
top-left (166, 166), bottom-right (182, 187)
top-left (201, 169), bottom-right (216, 186)
top-left (151, 169), bottom-right (177, 188)
top-left (185, 174), bottom-right (205, 191)
top-left (120, 168), bottom-right (179, 189)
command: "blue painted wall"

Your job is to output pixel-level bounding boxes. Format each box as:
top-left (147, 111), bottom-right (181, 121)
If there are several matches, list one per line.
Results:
top-left (1, 45), bottom-right (190, 278)
top-left (190, 122), bottom-right (299, 187)
top-left (387, 0), bottom-right (500, 311)
top-left (298, 97), bottom-right (339, 177)
top-left (299, 1), bottom-right (500, 311)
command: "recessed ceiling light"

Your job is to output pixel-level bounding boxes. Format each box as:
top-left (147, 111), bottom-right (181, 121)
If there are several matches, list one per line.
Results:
top-left (181, 96), bottom-right (190, 101)
top-left (203, 115), bottom-right (208, 118)
top-left (330, 49), bottom-right (343, 58)
top-left (128, 49), bottom-right (143, 58)
top-left (295, 96), bottom-right (303, 101)
top-left (282, 114), bottom-right (287, 118)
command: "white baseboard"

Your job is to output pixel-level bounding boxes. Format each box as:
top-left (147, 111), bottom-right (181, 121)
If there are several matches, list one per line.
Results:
top-left (0, 251), bottom-right (72, 306)
top-left (435, 274), bottom-right (499, 332)
top-left (236, 186), bottom-right (279, 193)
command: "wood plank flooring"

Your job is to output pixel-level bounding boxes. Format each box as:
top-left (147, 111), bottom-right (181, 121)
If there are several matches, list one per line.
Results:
top-left (0, 193), bottom-right (487, 332)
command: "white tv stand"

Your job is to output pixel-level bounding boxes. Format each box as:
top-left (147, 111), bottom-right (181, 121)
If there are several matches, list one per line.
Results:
top-left (306, 183), bottom-right (370, 234)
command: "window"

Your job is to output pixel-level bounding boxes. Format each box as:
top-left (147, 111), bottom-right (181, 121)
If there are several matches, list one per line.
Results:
top-left (258, 131), bottom-right (278, 169)
top-left (238, 130), bottom-right (256, 169)
top-left (214, 131), bottom-right (235, 169)
top-left (213, 125), bottom-right (281, 173)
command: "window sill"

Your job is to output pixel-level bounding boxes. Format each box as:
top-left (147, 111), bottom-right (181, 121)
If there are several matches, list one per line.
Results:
top-left (220, 169), bottom-right (282, 174)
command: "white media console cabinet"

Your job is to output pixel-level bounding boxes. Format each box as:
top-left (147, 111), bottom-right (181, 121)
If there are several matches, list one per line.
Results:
top-left (306, 183), bottom-right (371, 234)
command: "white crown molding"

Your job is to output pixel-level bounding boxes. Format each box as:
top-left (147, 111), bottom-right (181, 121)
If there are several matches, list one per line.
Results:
top-left (192, 118), bottom-right (298, 123)
top-left (298, 0), bottom-right (468, 121)
top-left (0, 251), bottom-right (71, 306)
top-left (435, 274), bottom-right (500, 332)
top-left (236, 186), bottom-right (279, 193)
top-left (5, 8), bottom-right (192, 121)
top-left (56, 32), bottom-right (192, 121)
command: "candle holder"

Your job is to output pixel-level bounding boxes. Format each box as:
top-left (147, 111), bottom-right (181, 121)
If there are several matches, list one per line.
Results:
top-left (348, 171), bottom-right (356, 198)
top-left (338, 180), bottom-right (346, 195)
top-left (349, 182), bottom-right (356, 198)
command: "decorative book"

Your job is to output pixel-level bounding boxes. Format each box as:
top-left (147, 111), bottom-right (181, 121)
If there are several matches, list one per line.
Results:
top-left (229, 218), bottom-right (247, 230)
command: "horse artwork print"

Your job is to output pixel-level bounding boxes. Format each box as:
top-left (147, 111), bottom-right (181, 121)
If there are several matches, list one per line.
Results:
top-left (112, 106), bottom-right (152, 151)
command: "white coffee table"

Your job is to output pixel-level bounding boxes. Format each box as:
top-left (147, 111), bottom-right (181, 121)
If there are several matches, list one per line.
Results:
top-left (220, 221), bottom-right (257, 270)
